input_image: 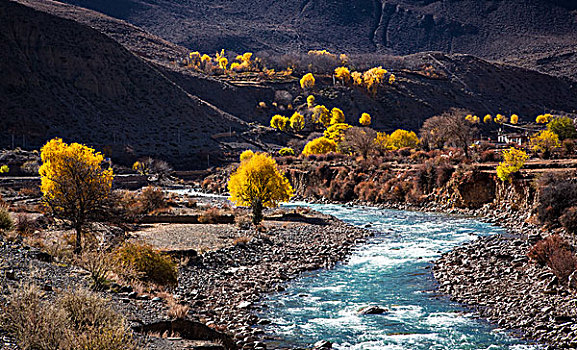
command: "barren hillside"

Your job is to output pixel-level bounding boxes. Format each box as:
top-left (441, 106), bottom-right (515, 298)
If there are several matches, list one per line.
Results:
top-left (57, 0), bottom-right (577, 79)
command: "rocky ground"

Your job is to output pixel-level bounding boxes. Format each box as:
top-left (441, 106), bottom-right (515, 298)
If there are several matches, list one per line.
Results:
top-left (0, 192), bottom-right (374, 350)
top-left (174, 216), bottom-right (374, 350)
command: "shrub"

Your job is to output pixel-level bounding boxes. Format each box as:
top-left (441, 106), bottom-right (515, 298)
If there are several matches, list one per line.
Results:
top-left (140, 186), bottom-right (167, 214)
top-left (436, 162), bottom-right (455, 188)
top-left (77, 251), bottom-right (112, 291)
top-left (562, 139), bottom-right (576, 156)
top-left (198, 207), bottom-right (222, 224)
top-left (0, 205), bottom-right (14, 232)
top-left (527, 234), bottom-right (569, 266)
top-left (560, 207), bottom-right (577, 234)
top-left (279, 147), bottom-right (295, 156)
top-left (115, 242), bottom-right (178, 287)
top-left (479, 150), bottom-right (499, 163)
top-left (415, 160), bottom-right (437, 194)
top-left (548, 248), bottom-right (577, 281)
top-left (15, 214), bottom-right (36, 237)
top-left (530, 130), bottom-right (560, 158)
top-left (536, 174), bottom-right (577, 226)
top-left (528, 234), bottom-right (577, 281)
top-left (1, 284), bottom-right (135, 350)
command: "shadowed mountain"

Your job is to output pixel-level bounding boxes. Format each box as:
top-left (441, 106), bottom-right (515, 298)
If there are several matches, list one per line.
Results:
top-left (0, 0), bottom-right (249, 169)
top-left (57, 0), bottom-right (577, 80)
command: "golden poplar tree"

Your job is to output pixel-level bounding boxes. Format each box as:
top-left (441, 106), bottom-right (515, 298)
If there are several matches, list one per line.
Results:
top-left (228, 153), bottom-right (294, 224)
top-left (300, 73), bottom-right (315, 90)
top-left (359, 113), bottom-right (371, 126)
top-left (302, 137), bottom-right (338, 156)
top-left (39, 138), bottom-right (114, 253)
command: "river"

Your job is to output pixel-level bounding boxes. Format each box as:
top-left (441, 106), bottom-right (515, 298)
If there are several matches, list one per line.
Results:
top-left (259, 203), bottom-right (540, 350)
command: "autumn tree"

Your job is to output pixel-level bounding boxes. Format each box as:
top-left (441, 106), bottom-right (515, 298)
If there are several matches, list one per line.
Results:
top-left (496, 147), bottom-right (529, 181)
top-left (270, 115), bottom-right (289, 131)
top-left (334, 66), bottom-right (351, 84)
top-left (0, 165), bottom-right (8, 174)
top-left (312, 105), bottom-right (331, 128)
top-left (324, 123), bottom-right (352, 144)
top-left (359, 113), bottom-right (371, 126)
top-left (362, 67), bottom-right (387, 94)
top-left (536, 114), bottom-right (553, 124)
top-left (419, 109), bottom-right (477, 156)
top-left (465, 114), bottom-right (480, 124)
top-left (307, 95), bottom-right (316, 108)
top-left (330, 108), bottom-right (345, 125)
top-left (228, 152), bottom-right (293, 225)
top-left (547, 116), bottom-right (577, 141)
top-left (510, 114), bottom-right (519, 124)
top-left (302, 137), bottom-right (338, 156)
top-left (373, 132), bottom-right (391, 152)
top-left (39, 138), bottom-right (114, 254)
top-left (240, 149), bottom-right (255, 162)
top-left (290, 112), bottom-right (305, 132)
top-left (483, 114), bottom-right (493, 124)
top-left (530, 130), bottom-right (560, 158)
top-left (388, 129), bottom-right (419, 150)
top-left (495, 114), bottom-right (507, 124)
top-left (300, 73), bottom-right (315, 90)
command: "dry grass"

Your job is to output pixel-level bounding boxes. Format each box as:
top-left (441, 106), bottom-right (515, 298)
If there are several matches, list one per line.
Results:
top-left (0, 284), bottom-right (136, 350)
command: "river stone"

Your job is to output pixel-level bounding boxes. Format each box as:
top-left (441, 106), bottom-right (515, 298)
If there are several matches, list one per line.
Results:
top-left (313, 340), bottom-right (332, 349)
top-left (568, 271), bottom-right (577, 289)
top-left (357, 305), bottom-right (388, 315)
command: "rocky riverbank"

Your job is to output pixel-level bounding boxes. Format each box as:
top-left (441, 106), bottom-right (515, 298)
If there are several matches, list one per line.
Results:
top-left (304, 193), bottom-right (577, 349)
top-left (174, 213), bottom-right (375, 349)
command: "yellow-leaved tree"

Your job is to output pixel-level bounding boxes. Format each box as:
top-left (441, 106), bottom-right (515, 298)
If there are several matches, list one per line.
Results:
top-left (312, 105), bottom-right (331, 128)
top-left (270, 115), bottom-right (289, 131)
top-left (240, 149), bottom-right (255, 162)
top-left (483, 114), bottom-right (493, 124)
top-left (228, 152), bottom-right (294, 224)
top-left (302, 137), bottom-right (338, 156)
top-left (0, 165), bottom-right (8, 174)
top-left (334, 66), bottom-right (351, 84)
top-left (307, 95), bottom-right (316, 108)
top-left (495, 114), bottom-right (507, 124)
top-left (530, 130), bottom-right (560, 158)
top-left (290, 112), bottom-right (305, 132)
top-left (300, 73), bottom-right (315, 90)
top-left (359, 113), bottom-right (371, 126)
top-left (510, 114), bottom-right (519, 124)
top-left (388, 129), bottom-right (419, 150)
top-left (39, 138), bottom-right (114, 253)
top-left (496, 147), bottom-right (529, 182)
top-left (536, 114), bottom-right (553, 124)
top-left (324, 123), bottom-right (352, 144)
top-left (330, 108), bottom-right (345, 125)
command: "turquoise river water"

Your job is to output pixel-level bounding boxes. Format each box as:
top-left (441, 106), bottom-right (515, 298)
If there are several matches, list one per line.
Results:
top-left (259, 203), bottom-right (541, 350)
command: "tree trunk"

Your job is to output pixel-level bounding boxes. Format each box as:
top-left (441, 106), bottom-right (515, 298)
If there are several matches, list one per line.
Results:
top-left (74, 223), bottom-right (82, 254)
top-left (252, 199), bottom-right (263, 226)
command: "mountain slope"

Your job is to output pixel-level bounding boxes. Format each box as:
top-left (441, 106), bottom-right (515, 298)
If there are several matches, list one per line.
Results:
top-left (0, 0), bottom-right (248, 169)
top-left (57, 0), bottom-right (577, 79)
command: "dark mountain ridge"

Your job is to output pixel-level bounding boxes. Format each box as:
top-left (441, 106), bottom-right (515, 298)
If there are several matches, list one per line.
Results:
top-left (57, 0), bottom-right (577, 80)
top-left (2, 0), bottom-right (577, 170)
